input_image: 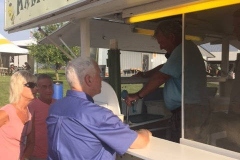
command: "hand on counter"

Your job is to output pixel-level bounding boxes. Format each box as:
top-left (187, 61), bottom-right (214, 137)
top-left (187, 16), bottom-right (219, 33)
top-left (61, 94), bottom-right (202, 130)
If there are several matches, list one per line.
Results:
top-left (130, 129), bottom-right (152, 149)
top-left (138, 129), bottom-right (152, 140)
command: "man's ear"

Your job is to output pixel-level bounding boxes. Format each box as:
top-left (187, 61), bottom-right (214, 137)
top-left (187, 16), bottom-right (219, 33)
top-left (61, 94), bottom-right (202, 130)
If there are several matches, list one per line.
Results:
top-left (84, 74), bottom-right (92, 87)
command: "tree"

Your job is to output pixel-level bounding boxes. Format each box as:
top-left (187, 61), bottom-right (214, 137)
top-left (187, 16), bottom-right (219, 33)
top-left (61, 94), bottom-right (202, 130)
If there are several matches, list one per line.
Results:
top-left (29, 23), bottom-right (80, 80)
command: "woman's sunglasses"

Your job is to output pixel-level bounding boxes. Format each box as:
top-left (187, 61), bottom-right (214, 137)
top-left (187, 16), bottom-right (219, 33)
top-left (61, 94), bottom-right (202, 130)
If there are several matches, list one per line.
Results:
top-left (24, 82), bottom-right (37, 89)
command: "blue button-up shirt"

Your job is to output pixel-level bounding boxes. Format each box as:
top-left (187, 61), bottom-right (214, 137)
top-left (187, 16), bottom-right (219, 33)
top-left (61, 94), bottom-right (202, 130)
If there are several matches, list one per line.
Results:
top-left (47, 90), bottom-right (137, 160)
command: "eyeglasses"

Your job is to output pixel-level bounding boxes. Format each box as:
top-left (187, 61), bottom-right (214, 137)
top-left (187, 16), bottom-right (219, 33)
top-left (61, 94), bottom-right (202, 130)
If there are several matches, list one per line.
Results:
top-left (24, 82), bottom-right (37, 89)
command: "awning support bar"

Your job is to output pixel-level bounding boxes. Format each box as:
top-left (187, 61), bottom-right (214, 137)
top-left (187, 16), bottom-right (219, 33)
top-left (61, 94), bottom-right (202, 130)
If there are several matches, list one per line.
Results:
top-left (58, 36), bottom-right (77, 58)
top-left (38, 27), bottom-right (74, 60)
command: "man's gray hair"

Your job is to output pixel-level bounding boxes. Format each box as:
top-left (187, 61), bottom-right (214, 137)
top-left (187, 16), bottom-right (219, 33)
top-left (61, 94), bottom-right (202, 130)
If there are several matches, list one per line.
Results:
top-left (36, 73), bottom-right (53, 82)
top-left (154, 20), bottom-right (182, 38)
top-left (65, 56), bottom-right (96, 87)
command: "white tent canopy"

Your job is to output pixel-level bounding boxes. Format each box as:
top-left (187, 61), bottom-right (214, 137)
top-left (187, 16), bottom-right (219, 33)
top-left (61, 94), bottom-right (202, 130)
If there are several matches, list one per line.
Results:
top-left (0, 34), bottom-right (29, 67)
top-left (0, 34), bottom-right (29, 55)
top-left (12, 39), bottom-right (37, 49)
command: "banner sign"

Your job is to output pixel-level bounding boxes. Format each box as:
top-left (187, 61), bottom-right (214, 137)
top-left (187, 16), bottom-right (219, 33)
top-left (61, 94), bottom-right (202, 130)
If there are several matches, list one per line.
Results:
top-left (4, 0), bottom-right (88, 30)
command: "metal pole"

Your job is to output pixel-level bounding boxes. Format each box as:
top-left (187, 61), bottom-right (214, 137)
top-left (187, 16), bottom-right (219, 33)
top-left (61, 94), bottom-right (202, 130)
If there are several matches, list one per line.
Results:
top-left (221, 38), bottom-right (229, 77)
top-left (219, 38), bottom-right (230, 96)
top-left (80, 18), bottom-right (90, 57)
top-left (107, 39), bottom-right (122, 110)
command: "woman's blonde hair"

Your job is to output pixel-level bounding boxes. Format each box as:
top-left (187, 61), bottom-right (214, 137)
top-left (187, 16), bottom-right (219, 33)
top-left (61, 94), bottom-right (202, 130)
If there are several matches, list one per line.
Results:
top-left (9, 70), bottom-right (36, 103)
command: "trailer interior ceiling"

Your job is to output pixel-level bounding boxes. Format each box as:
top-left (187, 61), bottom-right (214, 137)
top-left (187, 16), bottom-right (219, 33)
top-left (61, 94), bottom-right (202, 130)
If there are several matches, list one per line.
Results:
top-left (40, 3), bottom-right (240, 53)
top-left (7, 1), bottom-right (240, 48)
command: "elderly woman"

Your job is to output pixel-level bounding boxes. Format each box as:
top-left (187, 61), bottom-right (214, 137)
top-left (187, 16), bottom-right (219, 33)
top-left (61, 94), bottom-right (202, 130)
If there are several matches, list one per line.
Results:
top-left (0, 70), bottom-right (37, 160)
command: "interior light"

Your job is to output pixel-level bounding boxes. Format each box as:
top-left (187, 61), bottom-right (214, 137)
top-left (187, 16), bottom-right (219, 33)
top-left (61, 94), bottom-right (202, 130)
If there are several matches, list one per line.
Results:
top-left (127, 0), bottom-right (240, 23)
top-left (133, 28), bottom-right (203, 41)
top-left (132, 28), bottom-right (154, 36)
top-left (185, 35), bottom-right (203, 41)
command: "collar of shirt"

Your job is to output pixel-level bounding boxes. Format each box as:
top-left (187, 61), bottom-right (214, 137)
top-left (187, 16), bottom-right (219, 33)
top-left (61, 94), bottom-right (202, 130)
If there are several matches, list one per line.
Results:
top-left (66, 90), bottom-right (94, 103)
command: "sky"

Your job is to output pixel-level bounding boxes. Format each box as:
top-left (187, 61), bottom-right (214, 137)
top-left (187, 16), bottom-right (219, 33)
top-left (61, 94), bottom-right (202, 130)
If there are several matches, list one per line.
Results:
top-left (0, 1), bottom-right (30, 41)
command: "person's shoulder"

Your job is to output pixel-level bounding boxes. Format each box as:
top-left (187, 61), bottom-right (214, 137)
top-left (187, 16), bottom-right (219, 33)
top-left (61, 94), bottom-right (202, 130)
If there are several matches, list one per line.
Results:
top-left (0, 104), bottom-right (14, 111)
top-left (79, 101), bottom-right (107, 113)
top-left (28, 98), bottom-right (43, 110)
top-left (79, 102), bottom-right (113, 118)
top-left (0, 109), bottom-right (8, 116)
top-left (89, 104), bottom-right (116, 118)
top-left (170, 43), bottom-right (182, 57)
top-left (81, 105), bottom-right (116, 126)
top-left (0, 109), bottom-right (9, 125)
top-left (0, 104), bottom-right (15, 116)
top-left (185, 40), bottom-right (199, 50)
top-left (28, 98), bottom-right (40, 105)
top-left (51, 99), bottom-right (57, 103)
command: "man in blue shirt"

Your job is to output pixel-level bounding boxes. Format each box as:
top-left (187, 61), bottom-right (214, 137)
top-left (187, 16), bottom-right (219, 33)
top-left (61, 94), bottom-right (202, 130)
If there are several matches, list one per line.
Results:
top-left (126, 20), bottom-right (208, 143)
top-left (46, 56), bottom-right (151, 160)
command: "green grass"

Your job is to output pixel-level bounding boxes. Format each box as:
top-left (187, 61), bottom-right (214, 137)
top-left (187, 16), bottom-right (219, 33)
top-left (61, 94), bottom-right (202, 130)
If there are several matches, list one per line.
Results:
top-left (0, 69), bottom-right (142, 107)
top-left (0, 69), bottom-right (219, 107)
top-left (0, 76), bottom-right (10, 107)
top-left (0, 69), bottom-right (70, 107)
top-left (121, 84), bottom-right (143, 93)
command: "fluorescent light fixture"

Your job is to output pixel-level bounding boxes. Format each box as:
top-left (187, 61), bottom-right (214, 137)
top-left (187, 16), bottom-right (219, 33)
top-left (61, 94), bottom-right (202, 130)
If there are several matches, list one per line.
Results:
top-left (185, 35), bottom-right (203, 41)
top-left (132, 28), bottom-right (154, 36)
top-left (127, 0), bottom-right (240, 23)
top-left (133, 28), bottom-right (203, 41)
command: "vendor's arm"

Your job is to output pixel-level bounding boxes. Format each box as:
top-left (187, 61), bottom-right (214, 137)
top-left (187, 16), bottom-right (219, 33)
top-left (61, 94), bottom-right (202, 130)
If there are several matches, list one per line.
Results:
top-left (130, 129), bottom-right (152, 148)
top-left (133, 64), bottom-right (164, 78)
top-left (126, 71), bottom-right (170, 106)
top-left (0, 110), bottom-right (9, 127)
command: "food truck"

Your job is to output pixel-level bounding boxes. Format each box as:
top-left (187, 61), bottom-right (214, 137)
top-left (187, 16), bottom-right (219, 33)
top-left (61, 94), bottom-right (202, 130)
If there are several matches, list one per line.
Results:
top-left (4, 0), bottom-right (240, 159)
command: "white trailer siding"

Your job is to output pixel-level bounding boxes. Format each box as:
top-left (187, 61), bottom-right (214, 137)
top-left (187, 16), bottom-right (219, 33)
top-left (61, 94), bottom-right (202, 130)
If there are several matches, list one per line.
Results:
top-left (98, 48), bottom-right (167, 76)
top-left (120, 51), bottom-right (142, 71)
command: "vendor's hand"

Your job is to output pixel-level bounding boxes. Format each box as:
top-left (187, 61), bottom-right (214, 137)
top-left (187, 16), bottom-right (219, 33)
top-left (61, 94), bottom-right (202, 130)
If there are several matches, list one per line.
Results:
top-left (125, 93), bottom-right (138, 106)
top-left (138, 129), bottom-right (152, 140)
